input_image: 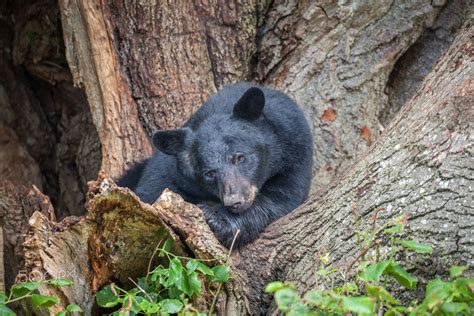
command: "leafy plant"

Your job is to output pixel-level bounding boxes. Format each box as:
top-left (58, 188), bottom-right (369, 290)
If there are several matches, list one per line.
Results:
top-left (0, 279), bottom-right (82, 315)
top-left (266, 213), bottom-right (473, 315)
top-left (95, 237), bottom-right (234, 315)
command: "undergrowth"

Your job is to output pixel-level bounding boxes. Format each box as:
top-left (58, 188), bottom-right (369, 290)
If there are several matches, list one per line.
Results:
top-left (266, 212), bottom-right (473, 315)
top-left (2, 212), bottom-right (472, 315)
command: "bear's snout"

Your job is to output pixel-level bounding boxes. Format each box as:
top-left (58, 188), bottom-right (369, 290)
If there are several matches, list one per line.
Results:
top-left (219, 170), bottom-right (258, 214)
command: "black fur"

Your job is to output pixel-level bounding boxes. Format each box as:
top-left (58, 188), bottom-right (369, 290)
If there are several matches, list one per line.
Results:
top-left (118, 83), bottom-right (313, 248)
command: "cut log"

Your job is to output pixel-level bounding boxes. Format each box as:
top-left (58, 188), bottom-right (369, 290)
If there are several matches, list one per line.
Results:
top-left (16, 175), bottom-right (227, 314)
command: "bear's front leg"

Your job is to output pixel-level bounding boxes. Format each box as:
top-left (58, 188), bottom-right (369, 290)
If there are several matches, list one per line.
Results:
top-left (198, 204), bottom-right (237, 248)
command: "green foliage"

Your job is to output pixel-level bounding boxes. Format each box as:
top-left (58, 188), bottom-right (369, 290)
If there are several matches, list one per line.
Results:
top-left (0, 278), bottom-right (82, 315)
top-left (266, 214), bottom-right (473, 315)
top-left (95, 238), bottom-right (232, 315)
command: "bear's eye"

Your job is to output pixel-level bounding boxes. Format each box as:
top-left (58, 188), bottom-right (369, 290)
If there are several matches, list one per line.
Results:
top-left (234, 153), bottom-right (245, 164)
top-left (204, 169), bottom-right (217, 178)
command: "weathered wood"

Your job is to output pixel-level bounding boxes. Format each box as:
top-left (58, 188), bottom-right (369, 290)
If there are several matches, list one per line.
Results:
top-left (0, 182), bottom-right (55, 291)
top-left (230, 17), bottom-right (474, 314)
top-left (58, 0), bottom-right (152, 177)
top-left (0, 0), bottom-right (101, 217)
top-left (17, 175), bottom-right (227, 315)
top-left (258, 0), bottom-right (447, 193)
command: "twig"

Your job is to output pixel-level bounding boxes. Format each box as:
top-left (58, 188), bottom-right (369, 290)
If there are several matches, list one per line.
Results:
top-left (128, 277), bottom-right (153, 302)
top-left (209, 229), bottom-right (240, 315)
top-left (146, 240), bottom-right (163, 278)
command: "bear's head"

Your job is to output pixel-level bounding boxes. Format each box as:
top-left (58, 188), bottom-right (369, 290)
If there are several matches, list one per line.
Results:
top-left (153, 87), bottom-right (275, 214)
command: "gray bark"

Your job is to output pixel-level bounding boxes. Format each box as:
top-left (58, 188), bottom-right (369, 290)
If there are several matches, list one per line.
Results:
top-left (258, 0), bottom-right (453, 193)
top-left (229, 17), bottom-right (474, 314)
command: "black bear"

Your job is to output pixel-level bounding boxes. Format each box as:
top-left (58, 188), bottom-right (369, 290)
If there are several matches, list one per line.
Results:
top-left (118, 83), bottom-right (313, 248)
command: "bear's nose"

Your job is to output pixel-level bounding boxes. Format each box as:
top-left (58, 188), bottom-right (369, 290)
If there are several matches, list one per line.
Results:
top-left (229, 201), bottom-right (242, 209)
top-left (223, 195), bottom-right (244, 210)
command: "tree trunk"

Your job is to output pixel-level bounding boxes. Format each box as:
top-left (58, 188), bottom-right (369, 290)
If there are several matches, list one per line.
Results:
top-left (231, 17), bottom-right (473, 313)
top-left (57, 0), bottom-right (455, 190)
top-left (1, 0), bottom-right (472, 315)
top-left (12, 9), bottom-right (473, 316)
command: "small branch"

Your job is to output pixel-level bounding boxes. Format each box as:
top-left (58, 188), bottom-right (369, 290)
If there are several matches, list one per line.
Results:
top-left (128, 277), bottom-right (153, 302)
top-left (209, 230), bottom-right (240, 314)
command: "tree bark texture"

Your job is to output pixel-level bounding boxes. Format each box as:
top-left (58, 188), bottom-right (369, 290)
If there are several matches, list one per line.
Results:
top-left (0, 182), bottom-right (56, 292)
top-left (0, 0), bottom-right (101, 218)
top-left (57, 0), bottom-right (458, 193)
top-left (231, 17), bottom-right (474, 314)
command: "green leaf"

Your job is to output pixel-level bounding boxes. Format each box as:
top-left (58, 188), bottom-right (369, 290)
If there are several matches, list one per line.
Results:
top-left (274, 287), bottom-right (298, 312)
top-left (287, 301), bottom-right (313, 316)
top-left (449, 266), bottom-right (468, 278)
top-left (31, 294), bottom-right (60, 308)
top-left (0, 305), bottom-right (16, 316)
top-left (0, 293), bottom-right (7, 304)
top-left (140, 299), bottom-right (160, 313)
top-left (396, 240), bottom-right (432, 254)
top-left (424, 278), bottom-right (451, 309)
top-left (316, 267), bottom-right (338, 277)
top-left (187, 270), bottom-right (202, 296)
top-left (383, 224), bottom-right (404, 235)
top-left (304, 290), bottom-right (333, 308)
top-left (55, 312), bottom-right (66, 316)
top-left (167, 286), bottom-right (181, 299)
top-left (195, 261), bottom-right (214, 276)
top-left (96, 285), bottom-right (120, 308)
top-left (342, 282), bottom-right (359, 294)
top-left (385, 306), bottom-right (408, 316)
top-left (159, 238), bottom-right (174, 257)
top-left (359, 260), bottom-right (390, 282)
top-left (210, 265), bottom-right (230, 283)
top-left (342, 296), bottom-right (374, 315)
top-left (48, 279), bottom-right (74, 287)
top-left (320, 254), bottom-right (330, 265)
top-left (160, 299), bottom-right (183, 314)
top-left (66, 304), bottom-right (83, 312)
top-left (11, 281), bottom-right (40, 297)
top-left (366, 284), bottom-right (399, 305)
top-left (265, 281), bottom-right (285, 293)
top-left (386, 262), bottom-right (417, 289)
top-left (186, 260), bottom-right (198, 271)
top-left (169, 257), bottom-right (184, 285)
top-left (441, 302), bottom-right (470, 314)
top-left (454, 277), bottom-right (474, 301)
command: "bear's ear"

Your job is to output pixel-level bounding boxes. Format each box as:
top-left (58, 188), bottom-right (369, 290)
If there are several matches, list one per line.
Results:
top-left (153, 128), bottom-right (191, 155)
top-left (233, 87), bottom-right (265, 121)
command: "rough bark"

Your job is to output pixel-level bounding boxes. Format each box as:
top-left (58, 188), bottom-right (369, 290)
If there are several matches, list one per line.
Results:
top-left (107, 0), bottom-right (259, 132)
top-left (258, 0), bottom-right (449, 193)
top-left (16, 177), bottom-right (226, 315)
top-left (232, 17), bottom-right (474, 314)
top-left (0, 182), bottom-right (56, 291)
top-left (56, 0), bottom-right (452, 195)
top-left (0, 0), bottom-right (101, 218)
top-left (59, 0), bottom-right (153, 177)
top-left (383, 0), bottom-right (469, 125)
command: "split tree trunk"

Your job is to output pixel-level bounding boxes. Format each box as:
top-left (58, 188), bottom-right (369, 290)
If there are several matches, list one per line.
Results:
top-left (58, 0), bottom-right (455, 190)
top-left (12, 6), bottom-right (473, 316)
top-left (1, 0), bottom-right (472, 315)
